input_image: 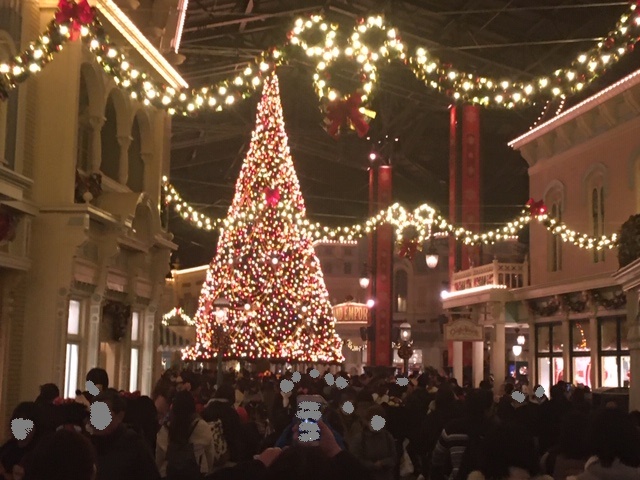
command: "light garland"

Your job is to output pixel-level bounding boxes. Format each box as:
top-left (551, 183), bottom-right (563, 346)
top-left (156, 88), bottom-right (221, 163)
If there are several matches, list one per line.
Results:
top-left (163, 180), bottom-right (618, 252)
top-left (162, 307), bottom-right (195, 326)
top-left (2, 2), bottom-right (640, 112)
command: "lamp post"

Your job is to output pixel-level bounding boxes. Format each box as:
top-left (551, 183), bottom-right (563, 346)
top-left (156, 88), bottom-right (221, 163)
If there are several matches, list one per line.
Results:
top-left (213, 297), bottom-right (231, 387)
top-left (397, 322), bottom-right (413, 375)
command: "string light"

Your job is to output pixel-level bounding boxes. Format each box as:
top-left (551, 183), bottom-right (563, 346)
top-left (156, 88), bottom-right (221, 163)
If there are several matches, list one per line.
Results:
top-left (345, 339), bottom-right (366, 352)
top-left (182, 74), bottom-right (344, 364)
top-left (162, 307), bottom-right (195, 326)
top-left (164, 180), bottom-right (618, 252)
top-left (3, 3), bottom-right (640, 112)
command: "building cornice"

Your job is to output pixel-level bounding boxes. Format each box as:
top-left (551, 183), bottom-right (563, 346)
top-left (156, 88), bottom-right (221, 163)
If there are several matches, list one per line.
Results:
top-left (512, 271), bottom-right (619, 301)
top-left (613, 259), bottom-right (640, 291)
top-left (94, 0), bottom-right (189, 90)
top-left (509, 68), bottom-right (640, 150)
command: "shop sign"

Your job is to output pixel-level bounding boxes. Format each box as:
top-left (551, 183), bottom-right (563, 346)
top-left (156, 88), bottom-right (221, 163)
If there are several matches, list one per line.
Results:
top-left (332, 302), bottom-right (369, 323)
top-left (444, 319), bottom-right (483, 341)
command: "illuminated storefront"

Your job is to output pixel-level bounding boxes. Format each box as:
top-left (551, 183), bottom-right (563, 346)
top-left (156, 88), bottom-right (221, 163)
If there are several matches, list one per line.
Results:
top-left (536, 323), bottom-right (563, 394)
top-left (598, 316), bottom-right (630, 388)
top-left (570, 320), bottom-right (592, 388)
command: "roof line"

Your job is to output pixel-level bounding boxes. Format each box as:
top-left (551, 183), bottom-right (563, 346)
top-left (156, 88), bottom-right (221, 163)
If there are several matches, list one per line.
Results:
top-left (508, 67), bottom-right (640, 149)
top-left (95, 0), bottom-right (189, 89)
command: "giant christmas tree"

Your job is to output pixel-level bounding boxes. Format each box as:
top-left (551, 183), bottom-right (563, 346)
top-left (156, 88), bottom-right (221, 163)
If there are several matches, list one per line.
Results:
top-left (183, 73), bottom-right (344, 364)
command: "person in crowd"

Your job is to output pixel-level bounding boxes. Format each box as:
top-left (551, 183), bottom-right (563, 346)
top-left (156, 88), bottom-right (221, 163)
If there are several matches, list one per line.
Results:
top-left (405, 374), bottom-right (431, 474)
top-left (123, 394), bottom-right (159, 450)
top-left (90, 388), bottom-right (160, 480)
top-left (210, 420), bottom-right (374, 480)
top-left (152, 378), bottom-right (176, 426)
top-left (431, 389), bottom-right (495, 480)
top-left (421, 382), bottom-right (460, 479)
top-left (540, 412), bottom-right (591, 480)
top-left (568, 408), bottom-right (640, 480)
top-left (202, 382), bottom-right (244, 462)
top-left (496, 383), bottom-right (516, 422)
top-left (27, 429), bottom-right (97, 480)
top-left (538, 383), bottom-right (572, 454)
top-left (468, 422), bottom-right (553, 480)
top-left (156, 390), bottom-right (215, 478)
top-left (0, 402), bottom-right (47, 480)
top-left (76, 369), bottom-right (110, 407)
top-left (348, 405), bottom-right (397, 480)
top-left (34, 384), bottom-right (59, 406)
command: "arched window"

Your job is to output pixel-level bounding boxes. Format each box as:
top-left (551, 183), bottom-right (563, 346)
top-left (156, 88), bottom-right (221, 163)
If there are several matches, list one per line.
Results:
top-left (394, 270), bottom-right (408, 313)
top-left (545, 182), bottom-right (563, 272)
top-left (584, 163), bottom-right (606, 263)
top-left (100, 94), bottom-right (119, 180)
top-left (76, 70), bottom-right (91, 171)
top-left (127, 116), bottom-right (144, 192)
top-left (0, 31), bottom-right (18, 170)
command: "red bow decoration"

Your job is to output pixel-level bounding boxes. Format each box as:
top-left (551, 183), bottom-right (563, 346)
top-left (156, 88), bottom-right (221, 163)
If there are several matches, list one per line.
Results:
top-left (55, 0), bottom-right (94, 41)
top-left (526, 198), bottom-right (547, 217)
top-left (398, 239), bottom-right (421, 260)
top-left (324, 94), bottom-right (370, 139)
top-left (263, 187), bottom-right (280, 207)
top-left (120, 390), bottom-right (141, 400)
top-left (53, 397), bottom-right (77, 405)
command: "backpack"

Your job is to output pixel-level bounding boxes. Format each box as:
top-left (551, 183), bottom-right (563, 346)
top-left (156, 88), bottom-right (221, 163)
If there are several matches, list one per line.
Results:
top-left (165, 421), bottom-right (201, 480)
top-left (455, 429), bottom-right (485, 480)
top-left (208, 419), bottom-right (230, 466)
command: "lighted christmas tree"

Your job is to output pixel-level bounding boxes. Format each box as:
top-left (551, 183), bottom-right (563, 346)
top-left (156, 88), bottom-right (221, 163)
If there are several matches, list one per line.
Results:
top-left (183, 73), bottom-right (344, 364)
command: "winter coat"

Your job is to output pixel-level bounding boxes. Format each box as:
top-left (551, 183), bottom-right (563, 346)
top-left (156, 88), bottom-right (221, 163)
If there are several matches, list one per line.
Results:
top-left (91, 424), bottom-right (160, 480)
top-left (568, 456), bottom-right (640, 480)
top-left (348, 428), bottom-right (397, 480)
top-left (202, 398), bottom-right (244, 462)
top-left (155, 417), bottom-right (215, 477)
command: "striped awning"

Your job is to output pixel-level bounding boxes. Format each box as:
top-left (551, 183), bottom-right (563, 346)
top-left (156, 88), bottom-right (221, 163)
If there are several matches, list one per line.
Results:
top-left (158, 325), bottom-right (190, 352)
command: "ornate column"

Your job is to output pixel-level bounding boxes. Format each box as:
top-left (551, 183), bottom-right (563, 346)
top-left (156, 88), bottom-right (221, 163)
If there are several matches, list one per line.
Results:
top-left (141, 306), bottom-right (156, 395)
top-left (472, 340), bottom-right (484, 387)
top-left (561, 310), bottom-right (571, 383)
top-left (490, 302), bottom-right (506, 382)
top-left (140, 151), bottom-right (154, 192)
top-left (453, 341), bottom-right (463, 383)
top-left (89, 115), bottom-right (105, 173)
top-left (117, 135), bottom-right (132, 185)
top-left (627, 290), bottom-right (640, 411)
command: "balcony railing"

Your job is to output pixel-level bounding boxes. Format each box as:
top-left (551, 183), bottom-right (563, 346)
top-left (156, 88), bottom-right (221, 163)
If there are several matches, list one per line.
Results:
top-left (451, 258), bottom-right (529, 292)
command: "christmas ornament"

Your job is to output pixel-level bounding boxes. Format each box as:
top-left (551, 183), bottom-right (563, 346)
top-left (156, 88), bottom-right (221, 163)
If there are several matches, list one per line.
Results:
top-left (263, 187), bottom-right (281, 207)
top-left (55, 0), bottom-right (94, 41)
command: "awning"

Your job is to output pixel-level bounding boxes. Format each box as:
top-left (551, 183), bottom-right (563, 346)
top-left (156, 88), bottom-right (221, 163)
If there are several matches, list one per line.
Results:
top-left (157, 325), bottom-right (190, 352)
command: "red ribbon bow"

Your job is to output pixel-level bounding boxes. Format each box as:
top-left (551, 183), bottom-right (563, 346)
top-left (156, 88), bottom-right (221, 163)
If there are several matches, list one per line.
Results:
top-left (55, 0), bottom-right (94, 41)
top-left (120, 390), bottom-right (141, 400)
top-left (53, 397), bottom-right (76, 405)
top-left (526, 198), bottom-right (547, 217)
top-left (263, 187), bottom-right (280, 207)
top-left (398, 239), bottom-right (420, 260)
top-left (325, 94), bottom-right (370, 139)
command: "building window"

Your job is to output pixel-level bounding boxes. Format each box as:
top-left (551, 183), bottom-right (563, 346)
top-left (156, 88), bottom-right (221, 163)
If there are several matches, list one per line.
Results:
top-left (76, 71), bottom-right (91, 172)
top-left (129, 312), bottom-right (141, 392)
top-left (0, 32), bottom-right (18, 169)
top-left (535, 323), bottom-right (564, 394)
top-left (101, 93), bottom-right (119, 181)
top-left (394, 270), bottom-right (408, 313)
top-left (323, 262), bottom-right (333, 275)
top-left (598, 316), bottom-right (630, 387)
top-left (64, 300), bottom-right (83, 398)
top-left (343, 262), bottom-right (352, 275)
top-left (591, 187), bottom-right (605, 263)
top-left (127, 115), bottom-right (144, 192)
top-left (570, 320), bottom-right (591, 388)
top-left (548, 203), bottom-right (562, 272)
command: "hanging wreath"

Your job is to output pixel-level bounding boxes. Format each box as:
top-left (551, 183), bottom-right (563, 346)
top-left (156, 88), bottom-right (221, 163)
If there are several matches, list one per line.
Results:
top-left (102, 301), bottom-right (131, 342)
top-left (0, 208), bottom-right (20, 243)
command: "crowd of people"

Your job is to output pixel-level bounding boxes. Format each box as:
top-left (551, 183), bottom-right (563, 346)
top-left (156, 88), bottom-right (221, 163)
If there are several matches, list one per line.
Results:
top-left (1, 365), bottom-right (640, 480)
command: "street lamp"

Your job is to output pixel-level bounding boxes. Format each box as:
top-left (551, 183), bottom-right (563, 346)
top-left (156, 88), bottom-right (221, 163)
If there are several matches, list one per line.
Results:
top-left (359, 263), bottom-right (371, 289)
top-left (397, 322), bottom-right (413, 375)
top-left (425, 244), bottom-right (439, 269)
top-left (213, 297), bottom-right (231, 387)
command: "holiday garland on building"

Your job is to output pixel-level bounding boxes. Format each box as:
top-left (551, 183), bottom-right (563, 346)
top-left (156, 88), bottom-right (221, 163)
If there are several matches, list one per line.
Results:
top-left (182, 74), bottom-right (344, 364)
top-left (3, 0), bottom-right (640, 115)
